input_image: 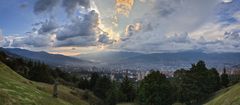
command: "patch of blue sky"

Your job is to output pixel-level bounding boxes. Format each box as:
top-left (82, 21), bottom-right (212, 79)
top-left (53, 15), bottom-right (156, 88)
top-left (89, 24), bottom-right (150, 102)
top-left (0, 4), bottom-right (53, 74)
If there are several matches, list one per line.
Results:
top-left (215, 0), bottom-right (240, 23)
top-left (0, 0), bottom-right (36, 35)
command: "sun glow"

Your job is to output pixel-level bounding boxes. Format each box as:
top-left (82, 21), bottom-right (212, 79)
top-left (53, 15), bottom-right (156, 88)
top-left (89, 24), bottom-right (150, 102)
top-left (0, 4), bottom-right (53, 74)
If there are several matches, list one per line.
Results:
top-left (116, 0), bottom-right (135, 16)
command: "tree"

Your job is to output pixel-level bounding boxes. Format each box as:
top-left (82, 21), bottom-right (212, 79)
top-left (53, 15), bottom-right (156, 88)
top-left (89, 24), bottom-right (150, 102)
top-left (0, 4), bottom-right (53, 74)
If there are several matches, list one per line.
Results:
top-left (137, 71), bottom-right (174, 105)
top-left (29, 62), bottom-right (54, 84)
top-left (208, 68), bottom-right (221, 91)
top-left (78, 78), bottom-right (89, 90)
top-left (106, 81), bottom-right (118, 105)
top-left (173, 61), bottom-right (221, 104)
top-left (89, 72), bottom-right (99, 90)
top-left (93, 76), bottom-right (112, 100)
top-left (221, 67), bottom-right (229, 87)
top-left (119, 75), bottom-right (136, 102)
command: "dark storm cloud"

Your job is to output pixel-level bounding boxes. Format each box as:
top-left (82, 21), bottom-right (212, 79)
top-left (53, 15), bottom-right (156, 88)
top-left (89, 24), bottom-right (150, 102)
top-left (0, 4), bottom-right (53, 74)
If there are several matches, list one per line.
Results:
top-left (62, 0), bottom-right (90, 15)
top-left (98, 33), bottom-right (114, 44)
top-left (34, 0), bottom-right (60, 14)
top-left (52, 10), bottom-right (105, 47)
top-left (56, 10), bottom-right (99, 41)
top-left (224, 31), bottom-right (240, 41)
top-left (55, 36), bottom-right (97, 47)
top-left (38, 19), bottom-right (59, 35)
top-left (34, 0), bottom-right (90, 15)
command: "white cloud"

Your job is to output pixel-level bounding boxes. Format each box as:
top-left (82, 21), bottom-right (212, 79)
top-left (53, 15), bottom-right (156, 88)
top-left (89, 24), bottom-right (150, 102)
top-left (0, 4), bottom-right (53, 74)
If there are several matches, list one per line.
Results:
top-left (222, 0), bottom-right (233, 3)
top-left (116, 0), bottom-right (222, 53)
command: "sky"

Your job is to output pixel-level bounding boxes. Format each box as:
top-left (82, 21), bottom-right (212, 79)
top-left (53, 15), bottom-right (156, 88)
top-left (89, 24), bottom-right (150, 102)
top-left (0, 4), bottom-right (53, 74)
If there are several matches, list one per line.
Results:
top-left (0, 0), bottom-right (240, 56)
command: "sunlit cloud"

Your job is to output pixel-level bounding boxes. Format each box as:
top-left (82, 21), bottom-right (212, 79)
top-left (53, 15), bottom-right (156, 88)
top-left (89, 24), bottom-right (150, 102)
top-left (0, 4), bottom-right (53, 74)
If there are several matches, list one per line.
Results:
top-left (116, 0), bottom-right (134, 16)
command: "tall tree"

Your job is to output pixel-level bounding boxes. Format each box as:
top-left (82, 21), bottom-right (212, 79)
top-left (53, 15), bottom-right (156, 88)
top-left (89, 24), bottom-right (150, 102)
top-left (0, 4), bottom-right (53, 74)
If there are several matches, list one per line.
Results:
top-left (120, 75), bottom-right (136, 102)
top-left (221, 67), bottom-right (229, 87)
top-left (90, 72), bottom-right (99, 90)
top-left (106, 81), bottom-right (118, 105)
top-left (137, 71), bottom-right (174, 105)
top-left (93, 76), bottom-right (112, 100)
top-left (173, 61), bottom-right (221, 104)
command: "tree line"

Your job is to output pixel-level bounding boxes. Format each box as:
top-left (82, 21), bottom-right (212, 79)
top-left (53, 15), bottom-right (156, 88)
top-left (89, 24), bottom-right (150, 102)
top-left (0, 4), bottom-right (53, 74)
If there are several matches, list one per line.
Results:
top-left (0, 51), bottom-right (78, 85)
top-left (77, 61), bottom-right (233, 105)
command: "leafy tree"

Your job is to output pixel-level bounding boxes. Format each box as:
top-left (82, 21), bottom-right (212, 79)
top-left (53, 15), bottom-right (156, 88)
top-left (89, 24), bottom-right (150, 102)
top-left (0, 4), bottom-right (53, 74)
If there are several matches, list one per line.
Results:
top-left (90, 72), bottom-right (99, 90)
top-left (137, 71), bottom-right (174, 105)
top-left (119, 75), bottom-right (136, 102)
top-left (221, 68), bottom-right (229, 87)
top-left (78, 78), bottom-right (89, 90)
top-left (208, 68), bottom-right (221, 91)
top-left (106, 81), bottom-right (118, 105)
top-left (29, 62), bottom-right (54, 84)
top-left (93, 76), bottom-right (112, 100)
top-left (173, 61), bottom-right (221, 104)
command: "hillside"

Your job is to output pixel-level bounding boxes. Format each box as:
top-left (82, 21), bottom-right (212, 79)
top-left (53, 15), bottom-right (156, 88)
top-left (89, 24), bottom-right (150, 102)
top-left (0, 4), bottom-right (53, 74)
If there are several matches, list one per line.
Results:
top-left (205, 83), bottom-right (240, 105)
top-left (2, 48), bottom-right (92, 67)
top-left (0, 62), bottom-right (99, 105)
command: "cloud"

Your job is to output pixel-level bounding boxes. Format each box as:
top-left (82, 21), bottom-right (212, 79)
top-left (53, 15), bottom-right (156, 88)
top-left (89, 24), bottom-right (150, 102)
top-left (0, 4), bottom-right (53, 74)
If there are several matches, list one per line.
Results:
top-left (38, 19), bottom-right (59, 35)
top-left (222, 0), bottom-right (233, 3)
top-left (54, 9), bottom-right (115, 47)
top-left (150, 0), bottom-right (219, 33)
top-left (224, 31), bottom-right (240, 41)
top-left (62, 0), bottom-right (90, 15)
top-left (98, 32), bottom-right (115, 44)
top-left (34, 0), bottom-right (60, 14)
top-left (168, 33), bottom-right (191, 43)
top-left (3, 7), bottom-right (114, 48)
top-left (116, 0), bottom-right (240, 53)
top-left (125, 23), bottom-right (141, 36)
top-left (54, 36), bottom-right (97, 47)
top-left (118, 32), bottom-right (195, 53)
top-left (56, 10), bottom-right (99, 41)
top-left (34, 0), bottom-right (90, 16)
top-left (10, 33), bottom-right (52, 48)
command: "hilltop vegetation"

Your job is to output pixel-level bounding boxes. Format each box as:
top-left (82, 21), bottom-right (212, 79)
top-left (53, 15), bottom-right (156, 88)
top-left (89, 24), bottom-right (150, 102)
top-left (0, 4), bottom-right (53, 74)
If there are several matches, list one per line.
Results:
top-left (0, 62), bottom-right (102, 105)
top-left (0, 62), bottom-right (71, 105)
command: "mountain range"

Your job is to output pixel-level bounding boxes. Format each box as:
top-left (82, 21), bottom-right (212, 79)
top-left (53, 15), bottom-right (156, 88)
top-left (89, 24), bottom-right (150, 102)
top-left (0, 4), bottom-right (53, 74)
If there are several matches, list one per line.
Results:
top-left (77, 51), bottom-right (240, 70)
top-left (1, 48), bottom-right (92, 67)
top-left (2, 48), bottom-right (240, 70)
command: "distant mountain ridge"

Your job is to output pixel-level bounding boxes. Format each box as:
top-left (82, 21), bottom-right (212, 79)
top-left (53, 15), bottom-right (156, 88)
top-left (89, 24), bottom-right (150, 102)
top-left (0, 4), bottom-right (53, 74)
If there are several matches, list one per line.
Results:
top-left (2, 48), bottom-right (92, 67)
top-left (78, 51), bottom-right (240, 70)
top-left (76, 51), bottom-right (142, 63)
top-left (2, 47), bottom-right (240, 70)
top-left (120, 51), bottom-right (240, 63)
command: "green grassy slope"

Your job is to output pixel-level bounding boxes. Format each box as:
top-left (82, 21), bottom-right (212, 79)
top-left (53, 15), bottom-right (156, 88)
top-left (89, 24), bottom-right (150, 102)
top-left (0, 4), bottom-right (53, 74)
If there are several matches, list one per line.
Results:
top-left (0, 62), bottom-right (93, 105)
top-left (205, 83), bottom-right (240, 105)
